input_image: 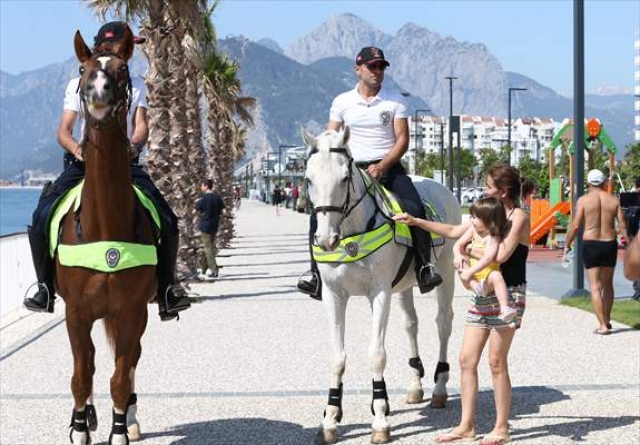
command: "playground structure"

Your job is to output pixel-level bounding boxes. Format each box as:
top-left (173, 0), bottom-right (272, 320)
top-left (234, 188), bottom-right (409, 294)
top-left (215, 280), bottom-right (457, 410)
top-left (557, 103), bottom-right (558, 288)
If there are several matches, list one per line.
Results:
top-left (529, 118), bottom-right (617, 247)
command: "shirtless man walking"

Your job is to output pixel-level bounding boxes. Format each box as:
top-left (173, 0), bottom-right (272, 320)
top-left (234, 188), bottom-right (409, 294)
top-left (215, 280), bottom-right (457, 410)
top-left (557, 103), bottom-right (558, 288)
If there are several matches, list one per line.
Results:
top-left (564, 169), bottom-right (628, 335)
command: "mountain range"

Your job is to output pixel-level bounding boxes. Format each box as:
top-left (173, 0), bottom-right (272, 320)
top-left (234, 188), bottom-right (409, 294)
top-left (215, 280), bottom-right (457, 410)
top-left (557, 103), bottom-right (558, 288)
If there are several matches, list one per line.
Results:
top-left (0, 13), bottom-right (635, 179)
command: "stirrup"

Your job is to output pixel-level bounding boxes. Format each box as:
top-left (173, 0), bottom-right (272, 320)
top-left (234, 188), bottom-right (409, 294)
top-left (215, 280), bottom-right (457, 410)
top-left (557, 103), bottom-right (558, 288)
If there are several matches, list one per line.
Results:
top-left (23, 282), bottom-right (54, 313)
top-left (297, 270), bottom-right (322, 300)
top-left (417, 264), bottom-right (443, 294)
top-left (157, 284), bottom-right (193, 321)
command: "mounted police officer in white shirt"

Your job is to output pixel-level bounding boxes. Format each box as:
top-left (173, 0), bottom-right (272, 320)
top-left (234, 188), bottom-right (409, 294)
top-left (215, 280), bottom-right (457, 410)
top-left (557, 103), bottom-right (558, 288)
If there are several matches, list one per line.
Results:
top-left (297, 47), bottom-right (443, 300)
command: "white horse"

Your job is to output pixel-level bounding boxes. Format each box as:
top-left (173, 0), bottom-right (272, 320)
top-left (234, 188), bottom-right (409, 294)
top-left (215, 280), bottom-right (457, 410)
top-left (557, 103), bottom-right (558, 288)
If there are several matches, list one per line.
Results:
top-left (302, 128), bottom-right (460, 444)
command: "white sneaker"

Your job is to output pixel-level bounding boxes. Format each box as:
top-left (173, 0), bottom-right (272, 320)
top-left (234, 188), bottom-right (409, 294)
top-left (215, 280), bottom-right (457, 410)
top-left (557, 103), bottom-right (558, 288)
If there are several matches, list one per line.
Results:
top-left (198, 268), bottom-right (218, 280)
top-left (500, 306), bottom-right (517, 323)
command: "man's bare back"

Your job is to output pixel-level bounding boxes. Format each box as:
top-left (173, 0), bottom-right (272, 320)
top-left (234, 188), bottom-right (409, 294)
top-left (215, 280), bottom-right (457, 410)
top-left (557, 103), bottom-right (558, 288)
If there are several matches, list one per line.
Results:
top-left (577, 189), bottom-right (622, 242)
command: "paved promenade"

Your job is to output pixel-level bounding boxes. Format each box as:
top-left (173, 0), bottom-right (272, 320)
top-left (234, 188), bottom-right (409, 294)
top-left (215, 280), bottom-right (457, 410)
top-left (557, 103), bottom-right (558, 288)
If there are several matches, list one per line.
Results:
top-left (1, 199), bottom-right (638, 444)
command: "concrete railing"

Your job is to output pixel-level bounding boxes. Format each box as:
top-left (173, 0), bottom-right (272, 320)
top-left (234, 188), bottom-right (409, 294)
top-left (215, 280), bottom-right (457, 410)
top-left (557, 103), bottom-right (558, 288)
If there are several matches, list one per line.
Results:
top-left (0, 234), bottom-right (35, 319)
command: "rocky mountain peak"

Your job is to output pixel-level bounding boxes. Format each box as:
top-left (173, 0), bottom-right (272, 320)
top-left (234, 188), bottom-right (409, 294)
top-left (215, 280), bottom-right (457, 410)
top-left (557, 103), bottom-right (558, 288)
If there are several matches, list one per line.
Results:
top-left (285, 13), bottom-right (391, 64)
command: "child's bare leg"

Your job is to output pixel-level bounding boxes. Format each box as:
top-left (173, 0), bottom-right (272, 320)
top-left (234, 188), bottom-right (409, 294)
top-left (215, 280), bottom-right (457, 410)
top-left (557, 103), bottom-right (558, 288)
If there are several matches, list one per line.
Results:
top-left (487, 271), bottom-right (516, 323)
top-left (487, 271), bottom-right (508, 308)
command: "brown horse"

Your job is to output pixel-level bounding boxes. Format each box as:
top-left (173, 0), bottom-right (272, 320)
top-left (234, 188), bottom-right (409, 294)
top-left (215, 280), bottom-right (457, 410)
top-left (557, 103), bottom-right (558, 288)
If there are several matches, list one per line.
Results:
top-left (56, 27), bottom-right (156, 445)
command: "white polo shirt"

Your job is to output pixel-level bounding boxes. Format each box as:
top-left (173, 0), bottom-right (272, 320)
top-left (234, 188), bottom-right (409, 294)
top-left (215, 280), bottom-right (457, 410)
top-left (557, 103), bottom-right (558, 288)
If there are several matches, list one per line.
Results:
top-left (63, 75), bottom-right (147, 141)
top-left (329, 85), bottom-right (408, 163)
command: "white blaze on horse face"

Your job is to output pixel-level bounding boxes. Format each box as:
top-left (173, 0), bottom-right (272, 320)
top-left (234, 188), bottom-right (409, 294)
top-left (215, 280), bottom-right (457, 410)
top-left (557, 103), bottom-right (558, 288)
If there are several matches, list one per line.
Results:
top-left (307, 138), bottom-right (350, 251)
top-left (85, 56), bottom-right (112, 120)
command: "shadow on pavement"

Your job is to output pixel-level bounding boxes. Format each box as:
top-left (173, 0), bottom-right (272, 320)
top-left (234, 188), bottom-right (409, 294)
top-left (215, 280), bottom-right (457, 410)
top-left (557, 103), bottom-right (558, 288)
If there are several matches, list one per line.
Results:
top-left (404, 386), bottom-right (638, 443)
top-left (139, 418), bottom-right (318, 445)
top-left (195, 288), bottom-right (302, 301)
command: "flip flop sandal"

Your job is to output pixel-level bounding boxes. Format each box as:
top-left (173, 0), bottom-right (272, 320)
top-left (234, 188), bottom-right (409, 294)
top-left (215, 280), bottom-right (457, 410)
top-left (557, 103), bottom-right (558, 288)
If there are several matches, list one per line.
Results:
top-left (435, 432), bottom-right (478, 443)
top-left (480, 434), bottom-right (511, 445)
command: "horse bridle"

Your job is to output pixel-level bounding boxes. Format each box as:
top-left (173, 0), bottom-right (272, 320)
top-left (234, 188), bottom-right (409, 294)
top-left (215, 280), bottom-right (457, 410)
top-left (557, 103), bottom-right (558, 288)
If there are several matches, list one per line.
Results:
top-left (307, 147), bottom-right (375, 225)
top-left (77, 52), bottom-right (132, 142)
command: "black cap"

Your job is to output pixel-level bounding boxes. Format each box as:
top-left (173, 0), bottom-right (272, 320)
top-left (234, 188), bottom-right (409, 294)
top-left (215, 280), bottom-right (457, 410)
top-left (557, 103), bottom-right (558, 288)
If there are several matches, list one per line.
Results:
top-left (94, 21), bottom-right (146, 47)
top-left (355, 47), bottom-right (390, 67)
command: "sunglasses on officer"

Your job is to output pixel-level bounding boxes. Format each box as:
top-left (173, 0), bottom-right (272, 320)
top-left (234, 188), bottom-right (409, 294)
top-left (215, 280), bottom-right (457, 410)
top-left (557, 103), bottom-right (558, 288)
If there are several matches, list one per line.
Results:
top-left (363, 62), bottom-right (387, 71)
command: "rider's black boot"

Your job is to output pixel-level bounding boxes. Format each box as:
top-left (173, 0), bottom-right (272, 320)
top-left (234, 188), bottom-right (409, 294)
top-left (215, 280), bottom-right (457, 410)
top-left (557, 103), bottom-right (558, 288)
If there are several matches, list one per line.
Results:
top-left (298, 212), bottom-right (322, 300)
top-left (297, 265), bottom-right (322, 300)
top-left (412, 227), bottom-right (443, 294)
top-left (156, 233), bottom-right (191, 321)
top-left (23, 226), bottom-right (56, 313)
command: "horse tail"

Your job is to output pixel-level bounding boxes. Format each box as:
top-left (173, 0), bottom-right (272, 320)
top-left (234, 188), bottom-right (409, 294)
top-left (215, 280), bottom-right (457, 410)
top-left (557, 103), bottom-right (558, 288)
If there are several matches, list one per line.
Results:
top-left (103, 317), bottom-right (117, 354)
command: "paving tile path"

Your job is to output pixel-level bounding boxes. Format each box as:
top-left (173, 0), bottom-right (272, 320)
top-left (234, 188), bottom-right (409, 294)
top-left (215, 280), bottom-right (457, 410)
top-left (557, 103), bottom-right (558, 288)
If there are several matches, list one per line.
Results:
top-left (1, 199), bottom-right (638, 445)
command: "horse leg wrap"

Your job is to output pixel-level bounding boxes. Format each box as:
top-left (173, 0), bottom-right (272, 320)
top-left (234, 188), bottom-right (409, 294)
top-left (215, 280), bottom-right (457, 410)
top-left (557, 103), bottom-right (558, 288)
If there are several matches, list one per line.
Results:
top-left (68, 408), bottom-right (88, 443)
top-left (323, 383), bottom-right (343, 423)
top-left (409, 357), bottom-right (425, 378)
top-left (108, 409), bottom-right (129, 445)
top-left (370, 379), bottom-right (390, 416)
top-left (434, 361), bottom-right (450, 384)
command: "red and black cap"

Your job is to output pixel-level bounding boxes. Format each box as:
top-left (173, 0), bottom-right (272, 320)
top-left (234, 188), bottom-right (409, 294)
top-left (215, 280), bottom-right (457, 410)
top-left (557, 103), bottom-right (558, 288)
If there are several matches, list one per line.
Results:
top-left (94, 21), bottom-right (147, 47)
top-left (355, 47), bottom-right (390, 67)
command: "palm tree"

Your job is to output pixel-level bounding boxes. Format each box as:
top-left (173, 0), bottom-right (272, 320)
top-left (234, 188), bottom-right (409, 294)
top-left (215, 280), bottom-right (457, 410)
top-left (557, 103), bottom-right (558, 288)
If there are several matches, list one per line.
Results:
top-left (202, 49), bottom-right (256, 246)
top-left (85, 0), bottom-right (254, 270)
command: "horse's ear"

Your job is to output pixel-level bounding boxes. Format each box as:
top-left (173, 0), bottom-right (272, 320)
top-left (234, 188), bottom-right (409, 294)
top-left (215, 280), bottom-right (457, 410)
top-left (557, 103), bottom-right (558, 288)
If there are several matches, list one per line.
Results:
top-left (341, 126), bottom-right (351, 145)
top-left (301, 128), bottom-right (317, 149)
top-left (74, 31), bottom-right (92, 63)
top-left (118, 25), bottom-right (135, 61)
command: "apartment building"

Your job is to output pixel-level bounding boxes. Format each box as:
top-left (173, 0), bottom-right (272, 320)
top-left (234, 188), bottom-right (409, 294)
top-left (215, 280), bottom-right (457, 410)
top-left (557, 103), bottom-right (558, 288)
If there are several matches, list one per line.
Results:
top-left (410, 114), bottom-right (556, 167)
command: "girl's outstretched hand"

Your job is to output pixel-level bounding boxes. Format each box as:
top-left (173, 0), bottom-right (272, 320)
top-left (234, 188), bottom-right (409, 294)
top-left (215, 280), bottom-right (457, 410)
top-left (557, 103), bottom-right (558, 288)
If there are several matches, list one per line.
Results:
top-left (393, 212), bottom-right (417, 226)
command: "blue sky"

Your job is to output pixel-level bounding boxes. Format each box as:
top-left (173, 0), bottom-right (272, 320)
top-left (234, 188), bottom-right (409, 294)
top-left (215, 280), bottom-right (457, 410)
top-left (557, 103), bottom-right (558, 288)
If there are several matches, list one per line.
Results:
top-left (1, 0), bottom-right (638, 95)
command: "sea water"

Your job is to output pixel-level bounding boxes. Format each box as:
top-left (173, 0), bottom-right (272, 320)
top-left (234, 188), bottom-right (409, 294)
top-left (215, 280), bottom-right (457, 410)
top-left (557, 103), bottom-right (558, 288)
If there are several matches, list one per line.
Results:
top-left (0, 188), bottom-right (41, 236)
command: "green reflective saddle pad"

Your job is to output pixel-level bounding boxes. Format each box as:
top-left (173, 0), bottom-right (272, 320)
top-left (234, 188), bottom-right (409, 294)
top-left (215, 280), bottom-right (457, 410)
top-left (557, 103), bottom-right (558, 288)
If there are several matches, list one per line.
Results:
top-left (422, 198), bottom-right (445, 248)
top-left (48, 180), bottom-right (161, 272)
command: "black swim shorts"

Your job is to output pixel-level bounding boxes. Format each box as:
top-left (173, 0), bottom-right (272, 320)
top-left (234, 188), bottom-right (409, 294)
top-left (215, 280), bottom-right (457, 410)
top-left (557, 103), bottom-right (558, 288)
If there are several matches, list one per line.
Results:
top-left (582, 240), bottom-right (618, 269)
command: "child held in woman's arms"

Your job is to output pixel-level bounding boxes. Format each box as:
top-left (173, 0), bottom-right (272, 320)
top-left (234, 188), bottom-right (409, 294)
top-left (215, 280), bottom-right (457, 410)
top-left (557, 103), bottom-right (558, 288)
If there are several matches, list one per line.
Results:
top-left (454, 197), bottom-right (517, 324)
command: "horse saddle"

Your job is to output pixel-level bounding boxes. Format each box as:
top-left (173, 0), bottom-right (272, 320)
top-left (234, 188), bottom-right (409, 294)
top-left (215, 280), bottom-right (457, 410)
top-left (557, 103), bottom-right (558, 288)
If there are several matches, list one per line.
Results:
top-left (366, 173), bottom-right (445, 248)
top-left (47, 180), bottom-right (161, 272)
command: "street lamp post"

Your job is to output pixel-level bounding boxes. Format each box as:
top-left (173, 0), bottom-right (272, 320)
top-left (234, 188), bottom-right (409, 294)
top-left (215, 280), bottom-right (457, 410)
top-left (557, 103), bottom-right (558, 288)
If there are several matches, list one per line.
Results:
top-left (413, 109), bottom-right (431, 175)
top-left (440, 120), bottom-right (445, 184)
top-left (507, 87), bottom-right (528, 157)
top-left (445, 76), bottom-right (457, 193)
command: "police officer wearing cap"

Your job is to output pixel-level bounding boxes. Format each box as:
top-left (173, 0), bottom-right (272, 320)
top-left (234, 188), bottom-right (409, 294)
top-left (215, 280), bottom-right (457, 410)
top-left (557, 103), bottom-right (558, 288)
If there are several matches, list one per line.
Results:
top-left (297, 47), bottom-right (443, 299)
top-left (23, 22), bottom-right (191, 321)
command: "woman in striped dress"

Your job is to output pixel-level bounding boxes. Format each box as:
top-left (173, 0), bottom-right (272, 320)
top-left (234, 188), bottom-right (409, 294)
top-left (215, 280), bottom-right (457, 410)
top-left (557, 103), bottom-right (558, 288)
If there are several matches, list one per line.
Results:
top-left (394, 165), bottom-right (533, 445)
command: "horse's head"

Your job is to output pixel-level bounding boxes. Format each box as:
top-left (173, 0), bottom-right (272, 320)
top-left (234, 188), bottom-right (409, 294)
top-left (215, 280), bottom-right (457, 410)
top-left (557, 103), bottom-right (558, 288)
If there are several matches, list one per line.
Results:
top-left (73, 27), bottom-right (134, 121)
top-left (302, 127), bottom-right (353, 251)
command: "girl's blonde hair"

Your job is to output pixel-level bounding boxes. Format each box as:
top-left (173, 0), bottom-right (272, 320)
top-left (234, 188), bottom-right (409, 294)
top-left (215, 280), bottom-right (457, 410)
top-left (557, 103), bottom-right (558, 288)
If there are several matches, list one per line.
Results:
top-left (470, 197), bottom-right (509, 238)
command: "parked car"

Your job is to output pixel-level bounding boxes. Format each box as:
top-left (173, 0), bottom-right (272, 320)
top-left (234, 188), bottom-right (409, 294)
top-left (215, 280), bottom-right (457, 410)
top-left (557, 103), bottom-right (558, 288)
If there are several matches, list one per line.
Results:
top-left (461, 187), bottom-right (485, 203)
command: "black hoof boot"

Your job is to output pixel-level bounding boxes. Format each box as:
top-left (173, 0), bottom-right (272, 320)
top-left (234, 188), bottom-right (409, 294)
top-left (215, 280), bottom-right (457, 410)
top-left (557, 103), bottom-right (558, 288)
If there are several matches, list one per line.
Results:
top-left (417, 265), bottom-right (443, 294)
top-left (24, 283), bottom-right (55, 313)
top-left (297, 270), bottom-right (322, 300)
